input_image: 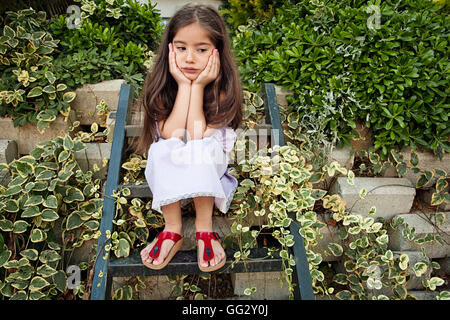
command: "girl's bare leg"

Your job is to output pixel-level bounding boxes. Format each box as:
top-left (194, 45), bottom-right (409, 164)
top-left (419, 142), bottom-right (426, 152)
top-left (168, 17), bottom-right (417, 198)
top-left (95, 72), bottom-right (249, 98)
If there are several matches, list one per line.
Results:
top-left (140, 200), bottom-right (183, 266)
top-left (193, 196), bottom-right (226, 268)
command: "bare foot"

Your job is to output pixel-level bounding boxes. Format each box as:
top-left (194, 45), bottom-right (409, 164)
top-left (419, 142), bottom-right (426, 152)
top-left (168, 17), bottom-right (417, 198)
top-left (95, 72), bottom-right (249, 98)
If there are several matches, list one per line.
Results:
top-left (141, 227), bottom-right (184, 267)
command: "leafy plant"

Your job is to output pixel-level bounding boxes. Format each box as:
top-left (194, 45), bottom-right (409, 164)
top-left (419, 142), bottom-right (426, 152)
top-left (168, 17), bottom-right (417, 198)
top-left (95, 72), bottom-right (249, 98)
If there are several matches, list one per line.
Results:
top-left (214, 88), bottom-right (448, 300)
top-left (52, 45), bottom-right (143, 92)
top-left (0, 123), bottom-right (108, 300)
top-left (352, 148), bottom-right (450, 209)
top-left (108, 85), bottom-right (450, 300)
top-left (0, 9), bottom-right (76, 130)
top-left (70, 0), bottom-right (163, 51)
top-left (231, 0), bottom-right (449, 158)
top-left (219, 0), bottom-right (290, 31)
top-left (49, 0), bottom-right (163, 94)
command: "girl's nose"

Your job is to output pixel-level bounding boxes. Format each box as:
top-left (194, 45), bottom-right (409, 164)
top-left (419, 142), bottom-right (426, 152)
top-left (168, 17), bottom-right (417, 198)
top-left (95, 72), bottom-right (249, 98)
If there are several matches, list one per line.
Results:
top-left (185, 49), bottom-right (194, 62)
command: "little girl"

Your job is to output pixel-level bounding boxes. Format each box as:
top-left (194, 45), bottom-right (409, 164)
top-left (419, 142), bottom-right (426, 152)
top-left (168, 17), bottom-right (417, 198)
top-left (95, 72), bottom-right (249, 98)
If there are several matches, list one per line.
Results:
top-left (133, 4), bottom-right (243, 272)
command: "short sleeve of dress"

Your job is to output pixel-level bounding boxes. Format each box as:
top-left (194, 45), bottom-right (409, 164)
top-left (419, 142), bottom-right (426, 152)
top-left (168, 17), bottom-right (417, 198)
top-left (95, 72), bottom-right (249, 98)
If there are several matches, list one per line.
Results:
top-left (216, 127), bottom-right (237, 153)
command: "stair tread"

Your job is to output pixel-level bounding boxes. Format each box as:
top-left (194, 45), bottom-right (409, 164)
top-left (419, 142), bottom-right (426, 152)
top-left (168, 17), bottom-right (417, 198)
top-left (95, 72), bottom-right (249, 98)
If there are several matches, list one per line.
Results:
top-left (109, 247), bottom-right (282, 276)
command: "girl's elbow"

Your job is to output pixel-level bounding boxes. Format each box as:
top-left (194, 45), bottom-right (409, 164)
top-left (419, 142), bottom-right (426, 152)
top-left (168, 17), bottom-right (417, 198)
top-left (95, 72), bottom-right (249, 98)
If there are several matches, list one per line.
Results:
top-left (161, 128), bottom-right (185, 141)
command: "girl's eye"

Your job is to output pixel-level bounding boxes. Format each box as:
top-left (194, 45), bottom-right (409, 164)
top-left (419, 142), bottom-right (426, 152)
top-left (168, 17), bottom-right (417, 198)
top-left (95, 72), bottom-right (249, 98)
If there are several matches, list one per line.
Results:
top-left (175, 47), bottom-right (207, 53)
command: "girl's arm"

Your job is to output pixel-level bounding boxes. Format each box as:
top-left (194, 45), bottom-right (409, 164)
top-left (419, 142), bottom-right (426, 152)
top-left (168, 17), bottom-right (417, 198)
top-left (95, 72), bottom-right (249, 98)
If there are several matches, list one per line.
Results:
top-left (158, 83), bottom-right (191, 140)
top-left (186, 49), bottom-right (220, 141)
top-left (186, 83), bottom-right (206, 141)
top-left (159, 43), bottom-right (192, 140)
top-left (186, 86), bottom-right (225, 141)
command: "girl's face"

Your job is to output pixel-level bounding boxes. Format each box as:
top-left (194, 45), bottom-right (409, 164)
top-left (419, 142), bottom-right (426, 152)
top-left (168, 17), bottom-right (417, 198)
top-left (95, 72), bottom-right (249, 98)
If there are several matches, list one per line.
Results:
top-left (172, 22), bottom-right (216, 81)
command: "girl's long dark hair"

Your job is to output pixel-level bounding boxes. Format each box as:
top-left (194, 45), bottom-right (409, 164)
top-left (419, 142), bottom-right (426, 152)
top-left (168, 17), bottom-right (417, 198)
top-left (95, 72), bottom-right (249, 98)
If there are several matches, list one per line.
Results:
top-left (132, 3), bottom-right (243, 156)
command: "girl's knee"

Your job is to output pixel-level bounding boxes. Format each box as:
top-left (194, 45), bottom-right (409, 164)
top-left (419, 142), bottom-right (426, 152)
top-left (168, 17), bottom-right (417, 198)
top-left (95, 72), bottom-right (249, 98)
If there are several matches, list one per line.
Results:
top-left (161, 200), bottom-right (181, 210)
top-left (193, 196), bottom-right (214, 202)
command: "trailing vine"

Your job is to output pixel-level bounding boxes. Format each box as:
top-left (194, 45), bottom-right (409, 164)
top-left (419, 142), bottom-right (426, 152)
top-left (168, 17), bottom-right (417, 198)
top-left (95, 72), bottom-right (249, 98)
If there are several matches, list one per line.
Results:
top-left (0, 116), bottom-right (110, 300)
top-left (110, 88), bottom-right (449, 300)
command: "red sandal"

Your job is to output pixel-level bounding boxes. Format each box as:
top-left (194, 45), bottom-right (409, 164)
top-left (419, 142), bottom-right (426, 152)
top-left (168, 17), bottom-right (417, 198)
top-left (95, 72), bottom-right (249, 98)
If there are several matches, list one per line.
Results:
top-left (196, 232), bottom-right (226, 272)
top-left (142, 231), bottom-right (184, 270)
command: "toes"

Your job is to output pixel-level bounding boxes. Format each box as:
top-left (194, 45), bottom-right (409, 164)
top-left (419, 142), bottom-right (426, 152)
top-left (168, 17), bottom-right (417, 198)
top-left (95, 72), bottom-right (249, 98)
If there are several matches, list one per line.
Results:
top-left (141, 249), bottom-right (153, 264)
top-left (142, 253), bottom-right (153, 264)
top-left (145, 257), bottom-right (153, 264)
top-left (141, 242), bottom-right (158, 265)
top-left (153, 240), bottom-right (175, 265)
top-left (197, 238), bottom-right (226, 269)
top-left (140, 249), bottom-right (148, 261)
top-left (201, 260), bottom-right (209, 267)
top-left (214, 254), bottom-right (222, 266)
top-left (210, 255), bottom-right (218, 267)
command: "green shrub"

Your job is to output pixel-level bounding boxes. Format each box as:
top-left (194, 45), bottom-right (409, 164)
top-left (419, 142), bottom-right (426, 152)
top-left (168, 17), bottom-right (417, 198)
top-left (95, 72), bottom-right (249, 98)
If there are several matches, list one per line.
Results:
top-left (49, 0), bottom-right (163, 92)
top-left (0, 124), bottom-right (107, 300)
top-left (219, 0), bottom-right (288, 31)
top-left (50, 0), bottom-right (163, 52)
top-left (0, 9), bottom-right (76, 130)
top-left (51, 30), bottom-right (146, 90)
top-left (232, 0), bottom-right (449, 158)
top-left (112, 88), bottom-right (450, 300)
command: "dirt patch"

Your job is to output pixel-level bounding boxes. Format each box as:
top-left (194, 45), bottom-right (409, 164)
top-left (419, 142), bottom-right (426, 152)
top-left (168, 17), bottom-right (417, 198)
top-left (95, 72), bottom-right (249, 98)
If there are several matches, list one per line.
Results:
top-left (182, 273), bottom-right (235, 299)
top-left (409, 192), bottom-right (440, 214)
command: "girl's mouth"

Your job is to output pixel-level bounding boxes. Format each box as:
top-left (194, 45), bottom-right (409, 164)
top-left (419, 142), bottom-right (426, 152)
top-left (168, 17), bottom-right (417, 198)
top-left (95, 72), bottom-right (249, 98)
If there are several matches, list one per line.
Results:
top-left (183, 68), bottom-right (198, 73)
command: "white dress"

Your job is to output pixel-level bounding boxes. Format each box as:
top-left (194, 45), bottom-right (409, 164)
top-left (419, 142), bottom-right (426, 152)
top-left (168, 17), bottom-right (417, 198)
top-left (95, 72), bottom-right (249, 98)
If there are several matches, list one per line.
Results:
top-left (145, 121), bottom-right (238, 214)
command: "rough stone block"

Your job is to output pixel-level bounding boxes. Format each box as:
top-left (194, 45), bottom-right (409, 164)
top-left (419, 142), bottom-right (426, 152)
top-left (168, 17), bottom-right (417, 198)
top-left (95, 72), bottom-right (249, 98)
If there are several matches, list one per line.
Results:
top-left (434, 257), bottom-right (450, 274)
top-left (106, 112), bottom-right (116, 143)
top-left (180, 216), bottom-right (231, 250)
top-left (350, 121), bottom-right (373, 154)
top-left (71, 79), bottom-right (127, 125)
top-left (328, 146), bottom-right (355, 170)
top-left (313, 146), bottom-right (355, 191)
top-left (394, 251), bottom-right (431, 290)
top-left (106, 108), bottom-right (139, 144)
top-left (408, 291), bottom-right (440, 300)
top-left (155, 0), bottom-right (221, 19)
top-left (0, 139), bottom-right (18, 164)
top-left (74, 143), bottom-right (111, 179)
top-left (68, 238), bottom-right (97, 267)
top-left (0, 170), bottom-right (11, 187)
top-left (335, 250), bottom-right (431, 297)
top-left (231, 271), bottom-right (290, 299)
top-left (0, 116), bottom-right (19, 141)
top-left (329, 177), bottom-right (415, 220)
top-left (130, 98), bottom-right (144, 125)
top-left (381, 146), bottom-right (450, 187)
top-left (388, 212), bottom-right (450, 258)
top-left (315, 213), bottom-right (340, 262)
top-left (417, 187), bottom-right (450, 211)
top-left (0, 139), bottom-right (17, 187)
top-left (22, 110), bottom-right (77, 155)
top-left (0, 110), bottom-right (77, 155)
top-left (274, 84), bottom-right (293, 108)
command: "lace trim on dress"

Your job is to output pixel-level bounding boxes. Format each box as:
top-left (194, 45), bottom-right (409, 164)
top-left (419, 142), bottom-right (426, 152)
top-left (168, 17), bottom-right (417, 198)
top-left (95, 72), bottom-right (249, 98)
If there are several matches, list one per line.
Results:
top-left (222, 181), bottom-right (238, 213)
top-left (152, 184), bottom-right (238, 214)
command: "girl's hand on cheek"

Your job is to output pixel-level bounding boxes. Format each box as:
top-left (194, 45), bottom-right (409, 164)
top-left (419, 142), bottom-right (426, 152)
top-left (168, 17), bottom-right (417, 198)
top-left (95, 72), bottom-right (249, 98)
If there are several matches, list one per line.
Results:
top-left (193, 49), bottom-right (220, 88)
top-left (168, 43), bottom-right (191, 86)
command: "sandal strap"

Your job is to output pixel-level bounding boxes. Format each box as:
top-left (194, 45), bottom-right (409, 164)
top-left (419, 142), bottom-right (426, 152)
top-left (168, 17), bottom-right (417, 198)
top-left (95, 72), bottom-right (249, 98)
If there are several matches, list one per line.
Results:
top-left (196, 232), bottom-right (221, 262)
top-left (149, 231), bottom-right (182, 260)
